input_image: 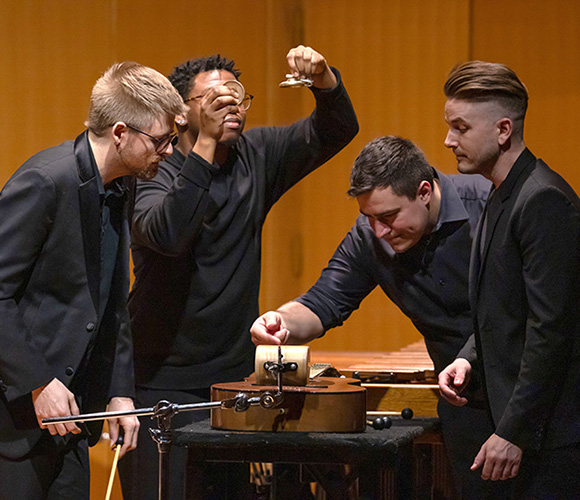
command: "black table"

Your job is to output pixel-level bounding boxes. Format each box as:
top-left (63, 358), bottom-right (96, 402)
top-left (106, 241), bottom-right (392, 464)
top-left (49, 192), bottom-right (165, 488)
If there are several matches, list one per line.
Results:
top-left (173, 417), bottom-right (439, 499)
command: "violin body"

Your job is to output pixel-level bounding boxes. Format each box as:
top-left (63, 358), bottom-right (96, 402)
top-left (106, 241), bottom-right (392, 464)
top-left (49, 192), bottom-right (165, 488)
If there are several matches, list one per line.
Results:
top-left (210, 376), bottom-right (366, 433)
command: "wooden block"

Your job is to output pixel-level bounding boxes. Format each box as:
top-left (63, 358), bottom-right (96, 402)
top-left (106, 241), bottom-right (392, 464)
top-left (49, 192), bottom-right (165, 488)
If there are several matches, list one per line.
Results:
top-left (365, 384), bottom-right (439, 417)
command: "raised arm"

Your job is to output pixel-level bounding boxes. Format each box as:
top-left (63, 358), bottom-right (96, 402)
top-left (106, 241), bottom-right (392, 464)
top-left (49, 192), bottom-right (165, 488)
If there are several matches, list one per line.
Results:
top-left (286, 45), bottom-right (337, 90)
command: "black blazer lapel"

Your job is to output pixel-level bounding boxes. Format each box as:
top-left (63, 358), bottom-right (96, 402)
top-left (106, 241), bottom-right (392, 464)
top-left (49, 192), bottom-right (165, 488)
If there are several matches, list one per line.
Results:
top-left (74, 132), bottom-right (101, 313)
top-left (469, 207), bottom-right (484, 308)
top-left (478, 193), bottom-right (504, 284)
top-left (475, 149), bottom-right (537, 300)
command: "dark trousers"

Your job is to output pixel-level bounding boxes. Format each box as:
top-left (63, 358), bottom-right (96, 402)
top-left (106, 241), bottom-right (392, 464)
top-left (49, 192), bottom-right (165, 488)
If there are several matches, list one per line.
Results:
top-left (514, 443), bottom-right (580, 499)
top-left (440, 399), bottom-right (580, 499)
top-left (118, 386), bottom-right (252, 500)
top-left (0, 433), bottom-right (89, 500)
top-left (438, 399), bottom-right (515, 499)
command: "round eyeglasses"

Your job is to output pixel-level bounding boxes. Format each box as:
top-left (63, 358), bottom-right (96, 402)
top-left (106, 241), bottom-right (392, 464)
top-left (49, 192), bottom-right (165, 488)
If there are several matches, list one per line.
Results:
top-left (126, 125), bottom-right (176, 153)
top-left (185, 80), bottom-right (254, 111)
top-left (185, 93), bottom-right (254, 110)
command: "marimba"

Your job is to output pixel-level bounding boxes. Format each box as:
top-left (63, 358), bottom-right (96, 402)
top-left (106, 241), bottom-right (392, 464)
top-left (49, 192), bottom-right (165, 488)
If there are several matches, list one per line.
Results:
top-left (310, 340), bottom-right (440, 417)
top-left (307, 342), bottom-right (455, 498)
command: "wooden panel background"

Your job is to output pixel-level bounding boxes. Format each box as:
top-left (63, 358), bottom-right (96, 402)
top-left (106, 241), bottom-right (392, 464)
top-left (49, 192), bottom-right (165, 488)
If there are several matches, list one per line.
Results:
top-left (1, 2), bottom-right (579, 495)
top-left (1, 0), bottom-right (579, 353)
top-left (470, 0), bottom-right (580, 190)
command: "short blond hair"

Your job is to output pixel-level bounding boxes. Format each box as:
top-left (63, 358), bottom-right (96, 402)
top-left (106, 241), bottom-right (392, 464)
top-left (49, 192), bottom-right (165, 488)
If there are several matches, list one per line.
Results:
top-left (87, 61), bottom-right (187, 136)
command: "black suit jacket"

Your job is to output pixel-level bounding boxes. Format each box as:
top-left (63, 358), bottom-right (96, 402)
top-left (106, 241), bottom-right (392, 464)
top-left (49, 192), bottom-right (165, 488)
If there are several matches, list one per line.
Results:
top-left (0, 132), bottom-right (135, 459)
top-left (459, 148), bottom-right (580, 451)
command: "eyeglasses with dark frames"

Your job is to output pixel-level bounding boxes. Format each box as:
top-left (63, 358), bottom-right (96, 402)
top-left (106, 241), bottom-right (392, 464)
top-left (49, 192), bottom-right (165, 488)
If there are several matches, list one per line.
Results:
top-left (126, 125), bottom-right (177, 153)
top-left (184, 93), bottom-right (254, 110)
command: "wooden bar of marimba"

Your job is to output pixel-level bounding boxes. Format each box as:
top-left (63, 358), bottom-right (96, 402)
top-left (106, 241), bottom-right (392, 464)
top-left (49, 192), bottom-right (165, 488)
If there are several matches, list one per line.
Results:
top-left (310, 340), bottom-right (440, 417)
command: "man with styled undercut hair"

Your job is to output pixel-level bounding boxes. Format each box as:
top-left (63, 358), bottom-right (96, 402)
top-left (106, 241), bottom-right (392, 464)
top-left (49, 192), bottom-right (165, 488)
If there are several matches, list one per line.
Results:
top-left (439, 61), bottom-right (580, 497)
top-left (251, 136), bottom-right (514, 498)
top-left (0, 61), bottom-right (185, 499)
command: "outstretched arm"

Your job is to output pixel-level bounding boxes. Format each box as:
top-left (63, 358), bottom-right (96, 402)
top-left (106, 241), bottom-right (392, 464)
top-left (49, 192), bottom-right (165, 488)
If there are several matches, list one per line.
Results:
top-left (251, 301), bottom-right (324, 346)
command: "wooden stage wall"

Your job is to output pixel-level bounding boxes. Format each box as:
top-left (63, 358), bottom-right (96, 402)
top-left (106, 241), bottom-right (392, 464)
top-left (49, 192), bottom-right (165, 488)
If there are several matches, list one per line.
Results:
top-left (3, 0), bottom-right (578, 353)
top-left (1, 1), bottom-right (579, 497)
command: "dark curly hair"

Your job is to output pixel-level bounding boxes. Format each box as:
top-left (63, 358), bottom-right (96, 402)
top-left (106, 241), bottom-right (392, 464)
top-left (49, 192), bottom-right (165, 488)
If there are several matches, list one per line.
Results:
top-left (168, 55), bottom-right (241, 100)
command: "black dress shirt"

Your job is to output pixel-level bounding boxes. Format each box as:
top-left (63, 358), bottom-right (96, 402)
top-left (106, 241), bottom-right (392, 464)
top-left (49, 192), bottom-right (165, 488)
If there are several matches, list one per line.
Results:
top-left (296, 170), bottom-right (490, 374)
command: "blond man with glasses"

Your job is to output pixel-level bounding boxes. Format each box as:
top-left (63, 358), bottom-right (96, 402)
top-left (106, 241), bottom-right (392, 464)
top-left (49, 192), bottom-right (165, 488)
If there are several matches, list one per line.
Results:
top-left (0, 62), bottom-right (185, 499)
